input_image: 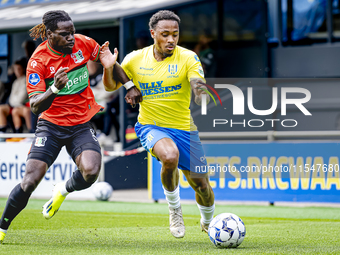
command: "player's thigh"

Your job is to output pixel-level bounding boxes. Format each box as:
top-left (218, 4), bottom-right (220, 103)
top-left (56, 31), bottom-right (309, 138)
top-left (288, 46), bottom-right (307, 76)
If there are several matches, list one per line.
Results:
top-left (75, 150), bottom-right (101, 176)
top-left (27, 120), bottom-right (63, 167)
top-left (135, 122), bottom-right (179, 161)
top-left (153, 137), bottom-right (179, 163)
top-left (65, 121), bottom-right (101, 171)
top-left (167, 129), bottom-right (207, 173)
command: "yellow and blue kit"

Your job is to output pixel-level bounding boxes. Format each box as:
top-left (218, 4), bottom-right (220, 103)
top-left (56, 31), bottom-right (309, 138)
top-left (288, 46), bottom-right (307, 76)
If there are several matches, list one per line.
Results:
top-left (122, 45), bottom-right (207, 172)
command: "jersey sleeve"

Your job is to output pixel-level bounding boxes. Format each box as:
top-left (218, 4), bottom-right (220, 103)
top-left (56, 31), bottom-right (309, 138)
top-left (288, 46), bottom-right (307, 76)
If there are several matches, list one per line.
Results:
top-left (26, 58), bottom-right (47, 98)
top-left (186, 53), bottom-right (206, 82)
top-left (121, 52), bottom-right (135, 80)
top-left (81, 35), bottom-right (100, 62)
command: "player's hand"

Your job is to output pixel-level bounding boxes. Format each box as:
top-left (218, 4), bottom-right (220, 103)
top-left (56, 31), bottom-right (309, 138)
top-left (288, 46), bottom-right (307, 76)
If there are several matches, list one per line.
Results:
top-left (54, 67), bottom-right (69, 90)
top-left (193, 81), bottom-right (210, 105)
top-left (125, 86), bottom-right (143, 107)
top-left (99, 41), bottom-right (118, 68)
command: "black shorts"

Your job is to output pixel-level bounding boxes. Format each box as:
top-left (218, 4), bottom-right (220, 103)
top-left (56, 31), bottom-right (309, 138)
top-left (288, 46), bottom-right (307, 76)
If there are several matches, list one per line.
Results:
top-left (27, 119), bottom-right (101, 167)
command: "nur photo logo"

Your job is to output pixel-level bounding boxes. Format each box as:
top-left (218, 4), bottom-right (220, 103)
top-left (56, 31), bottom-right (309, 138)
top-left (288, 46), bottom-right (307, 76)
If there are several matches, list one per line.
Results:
top-left (198, 83), bottom-right (312, 128)
top-left (197, 82), bottom-right (222, 115)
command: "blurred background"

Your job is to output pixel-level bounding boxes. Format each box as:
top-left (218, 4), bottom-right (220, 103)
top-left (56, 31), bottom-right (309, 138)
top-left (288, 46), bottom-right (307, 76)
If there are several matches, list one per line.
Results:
top-left (0, 0), bottom-right (339, 203)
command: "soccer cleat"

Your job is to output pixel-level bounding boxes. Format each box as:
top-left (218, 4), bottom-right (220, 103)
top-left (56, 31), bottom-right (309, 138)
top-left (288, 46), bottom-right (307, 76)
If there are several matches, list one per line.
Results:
top-left (200, 219), bottom-right (209, 234)
top-left (169, 206), bottom-right (185, 238)
top-left (42, 182), bottom-right (67, 219)
top-left (0, 230), bottom-right (6, 244)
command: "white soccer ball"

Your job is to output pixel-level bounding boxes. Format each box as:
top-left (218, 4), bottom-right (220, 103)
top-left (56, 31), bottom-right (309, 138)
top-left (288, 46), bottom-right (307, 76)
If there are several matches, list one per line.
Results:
top-left (92, 182), bottom-right (113, 201)
top-left (208, 213), bottom-right (246, 248)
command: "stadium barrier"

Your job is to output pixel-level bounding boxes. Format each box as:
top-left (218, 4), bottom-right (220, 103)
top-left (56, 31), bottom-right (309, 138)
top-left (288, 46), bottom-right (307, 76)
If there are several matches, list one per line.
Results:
top-left (0, 133), bottom-right (100, 199)
top-left (0, 133), bottom-right (146, 199)
top-left (149, 131), bottom-right (340, 203)
top-left (2, 131), bottom-right (340, 202)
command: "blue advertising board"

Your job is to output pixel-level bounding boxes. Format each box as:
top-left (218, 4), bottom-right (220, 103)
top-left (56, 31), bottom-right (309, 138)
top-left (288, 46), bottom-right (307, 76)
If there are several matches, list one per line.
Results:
top-left (148, 142), bottom-right (340, 203)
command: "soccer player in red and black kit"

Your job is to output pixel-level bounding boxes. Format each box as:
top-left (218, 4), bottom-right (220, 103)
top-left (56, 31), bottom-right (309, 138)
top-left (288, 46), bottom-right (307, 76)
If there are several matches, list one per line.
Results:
top-left (0, 10), bottom-right (142, 244)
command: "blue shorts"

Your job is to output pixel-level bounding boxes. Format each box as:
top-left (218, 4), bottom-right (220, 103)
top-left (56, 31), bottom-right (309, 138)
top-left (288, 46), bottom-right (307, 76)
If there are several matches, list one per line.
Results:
top-left (135, 122), bottom-right (207, 173)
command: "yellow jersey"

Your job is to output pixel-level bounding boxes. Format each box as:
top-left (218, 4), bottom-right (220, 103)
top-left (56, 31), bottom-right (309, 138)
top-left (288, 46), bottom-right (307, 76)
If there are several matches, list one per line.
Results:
top-left (121, 45), bottom-right (205, 131)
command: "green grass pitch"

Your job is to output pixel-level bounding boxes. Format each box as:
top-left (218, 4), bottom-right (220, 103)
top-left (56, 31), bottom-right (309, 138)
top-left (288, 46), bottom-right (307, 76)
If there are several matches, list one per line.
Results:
top-left (1, 198), bottom-right (340, 254)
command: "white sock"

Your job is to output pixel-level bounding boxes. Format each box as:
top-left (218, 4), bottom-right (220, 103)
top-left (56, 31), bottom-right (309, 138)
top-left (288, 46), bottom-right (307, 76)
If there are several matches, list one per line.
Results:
top-left (197, 203), bottom-right (215, 225)
top-left (0, 228), bottom-right (7, 234)
top-left (58, 182), bottom-right (69, 197)
top-left (163, 186), bottom-right (181, 209)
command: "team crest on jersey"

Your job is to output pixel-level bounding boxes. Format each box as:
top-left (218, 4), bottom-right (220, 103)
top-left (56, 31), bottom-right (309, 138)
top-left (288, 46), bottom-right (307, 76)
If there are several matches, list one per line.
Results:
top-left (147, 134), bottom-right (154, 142)
top-left (35, 137), bottom-right (47, 147)
top-left (71, 50), bottom-right (84, 64)
top-left (168, 64), bottom-right (178, 75)
top-left (28, 73), bottom-right (40, 86)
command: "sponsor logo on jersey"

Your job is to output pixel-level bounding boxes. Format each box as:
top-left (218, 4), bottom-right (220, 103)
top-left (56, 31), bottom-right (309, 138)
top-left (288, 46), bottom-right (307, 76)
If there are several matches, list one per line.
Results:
top-left (65, 68), bottom-right (88, 90)
top-left (85, 36), bottom-right (91, 40)
top-left (168, 64), bottom-right (178, 75)
top-left (194, 55), bottom-right (200, 62)
top-left (31, 60), bottom-right (37, 68)
top-left (91, 44), bottom-right (99, 59)
top-left (198, 65), bottom-right (204, 77)
top-left (28, 73), bottom-right (40, 86)
top-left (71, 49), bottom-right (84, 64)
top-left (138, 81), bottom-right (182, 96)
top-left (139, 67), bottom-right (153, 71)
top-left (50, 66), bottom-right (55, 74)
top-left (35, 137), bottom-right (47, 147)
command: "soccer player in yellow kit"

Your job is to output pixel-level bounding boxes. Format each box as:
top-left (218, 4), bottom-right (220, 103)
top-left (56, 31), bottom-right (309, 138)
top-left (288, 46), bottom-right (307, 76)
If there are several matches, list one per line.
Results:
top-left (100, 10), bottom-right (215, 238)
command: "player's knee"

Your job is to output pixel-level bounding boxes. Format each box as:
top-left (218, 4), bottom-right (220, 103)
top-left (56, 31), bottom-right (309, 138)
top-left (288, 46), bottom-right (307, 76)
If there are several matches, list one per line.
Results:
top-left (161, 151), bottom-right (179, 170)
top-left (83, 172), bottom-right (98, 183)
top-left (82, 163), bottom-right (101, 183)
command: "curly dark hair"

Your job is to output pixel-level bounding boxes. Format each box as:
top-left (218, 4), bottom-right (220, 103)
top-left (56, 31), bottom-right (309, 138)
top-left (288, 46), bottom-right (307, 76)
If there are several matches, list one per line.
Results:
top-left (149, 10), bottom-right (180, 30)
top-left (29, 10), bottom-right (72, 41)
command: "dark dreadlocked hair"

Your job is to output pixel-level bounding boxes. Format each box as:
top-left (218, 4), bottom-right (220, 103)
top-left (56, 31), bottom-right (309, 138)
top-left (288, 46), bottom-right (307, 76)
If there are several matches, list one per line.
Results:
top-left (148, 10), bottom-right (180, 30)
top-left (29, 10), bottom-right (72, 41)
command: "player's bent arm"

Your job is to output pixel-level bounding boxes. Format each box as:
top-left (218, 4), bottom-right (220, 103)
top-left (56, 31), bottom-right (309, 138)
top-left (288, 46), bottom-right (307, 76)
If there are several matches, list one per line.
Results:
top-left (30, 67), bottom-right (69, 115)
top-left (102, 64), bottom-right (123, 91)
top-left (29, 90), bottom-right (57, 115)
top-left (190, 78), bottom-right (211, 106)
top-left (103, 63), bottom-right (143, 105)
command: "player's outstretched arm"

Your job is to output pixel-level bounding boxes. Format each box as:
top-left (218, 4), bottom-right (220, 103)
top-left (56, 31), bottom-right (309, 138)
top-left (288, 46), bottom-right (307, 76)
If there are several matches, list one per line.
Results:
top-left (100, 41), bottom-right (143, 106)
top-left (190, 78), bottom-right (211, 106)
top-left (100, 41), bottom-right (121, 91)
top-left (30, 67), bottom-right (69, 115)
